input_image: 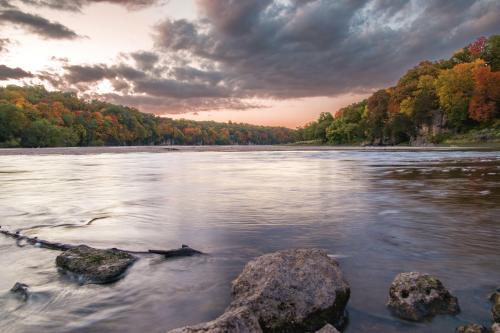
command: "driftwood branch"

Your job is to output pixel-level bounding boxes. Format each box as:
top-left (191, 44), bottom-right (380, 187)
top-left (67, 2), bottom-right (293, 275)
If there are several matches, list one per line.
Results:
top-left (149, 245), bottom-right (203, 258)
top-left (0, 226), bottom-right (203, 258)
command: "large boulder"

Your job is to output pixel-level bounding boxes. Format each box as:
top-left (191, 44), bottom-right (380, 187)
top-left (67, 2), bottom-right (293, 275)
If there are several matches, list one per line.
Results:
top-left (387, 272), bottom-right (460, 321)
top-left (455, 323), bottom-right (488, 333)
top-left (230, 249), bottom-right (350, 332)
top-left (169, 249), bottom-right (350, 333)
top-left (56, 245), bottom-right (136, 284)
top-left (491, 290), bottom-right (500, 323)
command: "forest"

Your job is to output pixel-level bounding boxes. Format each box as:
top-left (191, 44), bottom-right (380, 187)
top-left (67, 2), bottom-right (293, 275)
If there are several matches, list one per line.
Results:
top-left (0, 86), bottom-right (296, 147)
top-left (1, 36), bottom-right (499, 148)
top-left (297, 35), bottom-right (500, 145)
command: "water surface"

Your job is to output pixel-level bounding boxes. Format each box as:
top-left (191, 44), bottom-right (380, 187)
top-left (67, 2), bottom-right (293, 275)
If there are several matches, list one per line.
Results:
top-left (0, 149), bottom-right (499, 332)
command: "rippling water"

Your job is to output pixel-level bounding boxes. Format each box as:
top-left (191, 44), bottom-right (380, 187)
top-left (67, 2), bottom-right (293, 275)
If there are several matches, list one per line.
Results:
top-left (0, 149), bottom-right (499, 333)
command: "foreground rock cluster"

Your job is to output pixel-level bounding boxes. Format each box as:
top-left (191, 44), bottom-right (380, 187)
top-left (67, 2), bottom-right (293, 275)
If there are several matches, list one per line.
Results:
top-left (165, 249), bottom-right (499, 333)
top-left (169, 249), bottom-right (350, 333)
top-left (4, 232), bottom-right (497, 332)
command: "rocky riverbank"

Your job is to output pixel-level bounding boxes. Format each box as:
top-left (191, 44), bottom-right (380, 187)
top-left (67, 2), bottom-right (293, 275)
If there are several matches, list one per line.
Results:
top-left (0, 144), bottom-right (498, 156)
top-left (166, 249), bottom-right (499, 333)
top-left (3, 233), bottom-right (499, 332)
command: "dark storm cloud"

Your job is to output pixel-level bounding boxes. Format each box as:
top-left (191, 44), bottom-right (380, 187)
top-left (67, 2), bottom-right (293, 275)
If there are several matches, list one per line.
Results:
top-left (130, 51), bottom-right (159, 71)
top-left (61, 63), bottom-right (228, 99)
top-left (153, 0), bottom-right (500, 99)
top-left (63, 64), bottom-right (114, 83)
top-left (18, 0), bottom-right (163, 11)
top-left (0, 64), bottom-right (33, 80)
top-left (33, 0), bottom-right (500, 115)
top-left (63, 64), bottom-right (147, 83)
top-left (101, 93), bottom-right (263, 114)
top-left (134, 77), bottom-right (228, 98)
top-left (0, 9), bottom-right (80, 39)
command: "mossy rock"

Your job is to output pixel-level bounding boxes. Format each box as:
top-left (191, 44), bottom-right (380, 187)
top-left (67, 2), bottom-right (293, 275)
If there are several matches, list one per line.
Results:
top-left (387, 272), bottom-right (459, 321)
top-left (491, 291), bottom-right (500, 323)
top-left (56, 245), bottom-right (136, 284)
top-left (456, 323), bottom-right (488, 333)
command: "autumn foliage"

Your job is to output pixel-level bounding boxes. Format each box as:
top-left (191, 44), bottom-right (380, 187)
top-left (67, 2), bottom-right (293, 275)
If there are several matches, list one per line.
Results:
top-left (298, 35), bottom-right (500, 145)
top-left (0, 86), bottom-right (296, 147)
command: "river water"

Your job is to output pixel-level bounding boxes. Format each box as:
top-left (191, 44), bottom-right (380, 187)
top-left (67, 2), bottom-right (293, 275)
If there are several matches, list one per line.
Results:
top-left (0, 149), bottom-right (498, 333)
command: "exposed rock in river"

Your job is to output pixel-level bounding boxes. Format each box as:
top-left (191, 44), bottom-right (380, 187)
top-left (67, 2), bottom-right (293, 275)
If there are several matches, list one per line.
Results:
top-left (455, 323), bottom-right (488, 333)
top-left (55, 245), bottom-right (136, 284)
top-left (492, 323), bottom-right (500, 333)
top-left (169, 306), bottom-right (262, 333)
top-left (491, 290), bottom-right (500, 323)
top-left (387, 272), bottom-right (460, 321)
top-left (169, 249), bottom-right (350, 333)
top-left (10, 282), bottom-right (29, 301)
top-left (315, 324), bottom-right (340, 333)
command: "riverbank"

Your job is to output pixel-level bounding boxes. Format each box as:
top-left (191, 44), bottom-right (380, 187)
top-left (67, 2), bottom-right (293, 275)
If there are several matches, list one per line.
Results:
top-left (1, 144), bottom-right (499, 155)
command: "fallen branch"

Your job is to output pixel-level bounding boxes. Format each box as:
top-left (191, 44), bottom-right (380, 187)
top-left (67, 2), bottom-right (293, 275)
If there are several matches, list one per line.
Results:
top-left (0, 225), bottom-right (203, 258)
top-left (149, 245), bottom-right (203, 258)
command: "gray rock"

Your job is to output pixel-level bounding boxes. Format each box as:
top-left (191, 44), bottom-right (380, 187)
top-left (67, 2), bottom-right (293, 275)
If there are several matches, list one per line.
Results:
top-left (315, 323), bottom-right (340, 333)
top-left (10, 282), bottom-right (29, 301)
top-left (455, 323), bottom-right (488, 333)
top-left (387, 272), bottom-right (460, 321)
top-left (491, 290), bottom-right (500, 323)
top-left (492, 323), bottom-right (500, 333)
top-left (230, 248), bottom-right (350, 332)
top-left (168, 306), bottom-right (262, 333)
top-left (56, 245), bottom-right (136, 284)
top-left (168, 249), bottom-right (350, 333)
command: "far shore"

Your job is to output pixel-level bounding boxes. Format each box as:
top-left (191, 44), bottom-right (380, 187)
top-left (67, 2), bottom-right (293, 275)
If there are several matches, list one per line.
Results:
top-left (0, 144), bottom-right (499, 155)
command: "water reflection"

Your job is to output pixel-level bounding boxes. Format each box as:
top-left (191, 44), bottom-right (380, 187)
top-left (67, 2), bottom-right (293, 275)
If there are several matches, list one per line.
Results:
top-left (0, 150), bottom-right (499, 333)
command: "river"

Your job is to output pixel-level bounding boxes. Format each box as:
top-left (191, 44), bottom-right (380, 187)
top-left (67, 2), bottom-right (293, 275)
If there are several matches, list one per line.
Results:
top-left (0, 148), bottom-right (499, 332)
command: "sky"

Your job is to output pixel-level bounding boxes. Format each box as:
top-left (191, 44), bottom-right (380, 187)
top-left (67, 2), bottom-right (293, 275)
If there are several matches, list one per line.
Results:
top-left (0, 0), bottom-right (499, 128)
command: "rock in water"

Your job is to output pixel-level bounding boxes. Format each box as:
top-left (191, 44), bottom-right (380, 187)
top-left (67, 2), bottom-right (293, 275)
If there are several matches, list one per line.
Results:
top-left (491, 290), bottom-right (500, 323)
top-left (230, 249), bottom-right (350, 332)
top-left (387, 272), bottom-right (460, 321)
top-left (315, 324), bottom-right (340, 333)
top-left (169, 306), bottom-right (262, 333)
top-left (56, 245), bottom-right (136, 284)
top-left (492, 323), bottom-right (500, 333)
top-left (456, 323), bottom-right (488, 333)
top-left (169, 249), bottom-right (350, 333)
top-left (10, 282), bottom-right (29, 301)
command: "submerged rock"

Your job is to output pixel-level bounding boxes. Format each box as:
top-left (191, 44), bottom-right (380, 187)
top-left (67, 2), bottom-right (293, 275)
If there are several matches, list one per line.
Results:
top-left (10, 282), bottom-right (29, 301)
top-left (56, 245), bottom-right (136, 284)
top-left (455, 323), bottom-right (488, 333)
top-left (387, 272), bottom-right (459, 321)
top-left (169, 249), bottom-right (350, 333)
top-left (315, 323), bottom-right (340, 333)
top-left (491, 290), bottom-right (500, 323)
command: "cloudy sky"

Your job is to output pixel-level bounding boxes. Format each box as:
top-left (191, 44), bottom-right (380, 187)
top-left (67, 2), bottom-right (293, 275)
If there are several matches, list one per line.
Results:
top-left (1, 0), bottom-right (499, 127)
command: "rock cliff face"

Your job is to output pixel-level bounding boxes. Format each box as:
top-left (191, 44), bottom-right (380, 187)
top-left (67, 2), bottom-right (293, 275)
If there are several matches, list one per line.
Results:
top-left (169, 249), bottom-right (350, 333)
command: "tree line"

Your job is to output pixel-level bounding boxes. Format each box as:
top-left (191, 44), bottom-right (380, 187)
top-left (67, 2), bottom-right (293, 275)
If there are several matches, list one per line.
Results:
top-left (297, 35), bottom-right (500, 145)
top-left (0, 86), bottom-right (296, 147)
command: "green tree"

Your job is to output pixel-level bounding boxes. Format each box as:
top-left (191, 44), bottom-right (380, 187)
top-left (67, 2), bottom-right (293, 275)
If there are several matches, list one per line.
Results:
top-left (367, 90), bottom-right (390, 144)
